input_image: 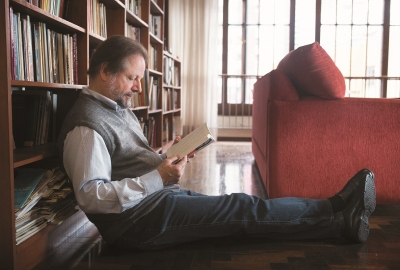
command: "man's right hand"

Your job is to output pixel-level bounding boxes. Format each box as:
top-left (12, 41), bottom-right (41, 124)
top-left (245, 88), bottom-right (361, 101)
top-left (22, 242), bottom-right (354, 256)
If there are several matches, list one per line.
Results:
top-left (157, 155), bottom-right (188, 186)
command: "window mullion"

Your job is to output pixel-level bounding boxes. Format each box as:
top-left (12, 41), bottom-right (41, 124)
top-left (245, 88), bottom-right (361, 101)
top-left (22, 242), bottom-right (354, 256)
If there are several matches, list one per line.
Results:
top-left (381, 0), bottom-right (391, 97)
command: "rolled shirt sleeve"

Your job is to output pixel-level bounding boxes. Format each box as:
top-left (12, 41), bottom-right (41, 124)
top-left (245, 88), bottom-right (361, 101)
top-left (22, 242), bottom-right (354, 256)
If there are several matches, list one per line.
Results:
top-left (63, 126), bottom-right (164, 214)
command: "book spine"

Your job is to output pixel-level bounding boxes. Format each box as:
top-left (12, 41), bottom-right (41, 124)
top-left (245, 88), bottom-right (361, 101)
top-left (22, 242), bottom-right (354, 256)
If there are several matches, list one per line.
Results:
top-left (9, 7), bottom-right (16, 80)
top-left (72, 33), bottom-right (78, 84)
top-left (46, 29), bottom-right (53, 83)
top-left (33, 23), bottom-right (41, 82)
top-left (27, 15), bottom-right (34, 81)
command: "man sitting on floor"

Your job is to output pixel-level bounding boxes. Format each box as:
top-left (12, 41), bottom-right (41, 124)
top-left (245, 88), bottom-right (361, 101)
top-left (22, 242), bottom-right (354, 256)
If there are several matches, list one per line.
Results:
top-left (58, 36), bottom-right (376, 250)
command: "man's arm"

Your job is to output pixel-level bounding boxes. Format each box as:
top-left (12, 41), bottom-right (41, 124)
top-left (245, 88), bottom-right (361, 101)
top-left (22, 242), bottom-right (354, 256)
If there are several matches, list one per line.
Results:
top-left (63, 126), bottom-right (164, 214)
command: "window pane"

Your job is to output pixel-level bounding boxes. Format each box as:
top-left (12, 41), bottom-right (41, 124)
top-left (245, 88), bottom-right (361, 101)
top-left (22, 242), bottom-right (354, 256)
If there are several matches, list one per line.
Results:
top-left (368, 0), bottom-right (384, 24)
top-left (258, 25), bottom-right (275, 73)
top-left (227, 78), bottom-right (242, 104)
top-left (245, 78), bottom-right (256, 104)
top-left (273, 25), bottom-right (290, 67)
top-left (336, 25), bottom-right (351, 76)
top-left (366, 26), bottom-right (382, 76)
top-left (246, 26), bottom-right (259, 75)
top-left (387, 80), bottom-right (400, 98)
top-left (247, 0), bottom-right (259, 24)
top-left (218, 77), bottom-right (222, 103)
top-left (258, 25), bottom-right (290, 74)
top-left (227, 26), bottom-right (242, 75)
top-left (337, 0), bottom-right (352, 24)
top-left (390, 0), bottom-right (400, 25)
top-left (295, 0), bottom-right (316, 48)
top-left (218, 0), bottom-right (224, 25)
top-left (320, 25), bottom-right (337, 61)
top-left (275, 0), bottom-right (290, 24)
top-left (388, 26), bottom-right (400, 76)
top-left (351, 26), bottom-right (367, 76)
top-left (259, 0), bottom-right (276, 24)
top-left (229, 0), bottom-right (242, 24)
top-left (218, 25), bottom-right (223, 74)
top-left (365, 79), bottom-right (381, 97)
top-left (353, 0), bottom-right (368, 24)
top-left (321, 0), bottom-right (337, 24)
top-left (260, 0), bottom-right (290, 25)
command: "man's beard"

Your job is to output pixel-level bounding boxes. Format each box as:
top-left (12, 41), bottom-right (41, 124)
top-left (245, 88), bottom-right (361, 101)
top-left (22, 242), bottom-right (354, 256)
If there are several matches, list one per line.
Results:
top-left (108, 76), bottom-right (132, 109)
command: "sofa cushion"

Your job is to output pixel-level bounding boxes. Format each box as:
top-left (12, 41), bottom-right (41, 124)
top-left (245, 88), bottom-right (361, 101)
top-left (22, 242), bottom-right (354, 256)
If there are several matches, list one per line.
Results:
top-left (277, 42), bottom-right (346, 99)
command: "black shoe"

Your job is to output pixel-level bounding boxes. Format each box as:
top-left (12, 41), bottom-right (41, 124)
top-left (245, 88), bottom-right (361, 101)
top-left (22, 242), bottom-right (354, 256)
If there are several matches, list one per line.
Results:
top-left (335, 169), bottom-right (374, 204)
top-left (341, 169), bottom-right (376, 243)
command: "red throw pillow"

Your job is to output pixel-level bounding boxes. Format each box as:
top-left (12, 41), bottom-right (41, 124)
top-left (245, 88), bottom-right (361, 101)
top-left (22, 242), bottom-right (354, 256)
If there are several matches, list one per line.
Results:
top-left (277, 42), bottom-right (346, 99)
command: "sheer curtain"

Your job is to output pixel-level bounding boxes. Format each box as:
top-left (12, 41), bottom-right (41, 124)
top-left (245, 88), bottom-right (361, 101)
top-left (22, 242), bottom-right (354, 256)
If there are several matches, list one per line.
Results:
top-left (167, 0), bottom-right (219, 137)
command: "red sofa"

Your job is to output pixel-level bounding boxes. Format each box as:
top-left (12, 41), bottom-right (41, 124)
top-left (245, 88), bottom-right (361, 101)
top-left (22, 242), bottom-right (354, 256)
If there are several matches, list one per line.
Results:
top-left (252, 43), bottom-right (400, 204)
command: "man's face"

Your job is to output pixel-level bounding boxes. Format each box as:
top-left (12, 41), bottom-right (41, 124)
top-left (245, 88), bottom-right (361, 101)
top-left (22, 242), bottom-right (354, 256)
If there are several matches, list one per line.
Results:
top-left (106, 54), bottom-right (146, 109)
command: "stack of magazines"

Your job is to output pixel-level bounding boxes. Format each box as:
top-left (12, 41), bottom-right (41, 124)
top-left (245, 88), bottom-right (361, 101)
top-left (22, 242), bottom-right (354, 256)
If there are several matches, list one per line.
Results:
top-left (14, 167), bottom-right (78, 245)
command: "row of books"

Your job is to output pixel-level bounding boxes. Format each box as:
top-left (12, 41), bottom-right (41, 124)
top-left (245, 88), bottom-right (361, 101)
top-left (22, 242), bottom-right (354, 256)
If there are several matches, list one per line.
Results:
top-left (25, 0), bottom-right (68, 18)
top-left (127, 0), bottom-right (142, 17)
top-left (148, 45), bottom-right (158, 70)
top-left (163, 88), bottom-right (179, 111)
top-left (138, 117), bottom-right (157, 148)
top-left (12, 90), bottom-right (57, 147)
top-left (14, 167), bottom-right (78, 245)
top-left (150, 15), bottom-right (162, 40)
top-left (126, 23), bottom-right (141, 42)
top-left (163, 116), bottom-right (182, 144)
top-left (131, 70), bottom-right (158, 109)
top-left (9, 7), bottom-right (78, 84)
top-left (163, 56), bottom-right (180, 86)
top-left (89, 0), bottom-right (108, 37)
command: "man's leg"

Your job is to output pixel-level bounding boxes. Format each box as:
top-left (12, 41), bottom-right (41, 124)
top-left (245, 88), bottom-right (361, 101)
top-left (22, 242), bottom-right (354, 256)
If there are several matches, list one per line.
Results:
top-left (114, 192), bottom-right (341, 250)
top-left (113, 169), bottom-right (376, 250)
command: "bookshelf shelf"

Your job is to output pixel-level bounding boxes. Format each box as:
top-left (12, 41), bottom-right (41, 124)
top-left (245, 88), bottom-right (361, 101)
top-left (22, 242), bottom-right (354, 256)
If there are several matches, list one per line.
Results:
top-left (13, 142), bottom-right (57, 168)
top-left (149, 108), bottom-right (163, 114)
top-left (150, 32), bottom-right (163, 44)
top-left (89, 32), bottom-right (106, 42)
top-left (1, 0), bottom-right (182, 268)
top-left (100, 0), bottom-right (124, 9)
top-left (11, 81), bottom-right (84, 89)
top-left (149, 69), bottom-right (163, 76)
top-left (150, 0), bottom-right (164, 14)
top-left (163, 108), bottom-right (181, 115)
top-left (126, 9), bottom-right (148, 27)
top-left (10, 0), bottom-right (86, 33)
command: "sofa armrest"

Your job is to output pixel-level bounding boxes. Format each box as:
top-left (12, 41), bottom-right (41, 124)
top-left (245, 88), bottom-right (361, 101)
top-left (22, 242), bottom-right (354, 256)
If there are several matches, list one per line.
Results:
top-left (252, 69), bottom-right (299, 162)
top-left (267, 97), bottom-right (400, 204)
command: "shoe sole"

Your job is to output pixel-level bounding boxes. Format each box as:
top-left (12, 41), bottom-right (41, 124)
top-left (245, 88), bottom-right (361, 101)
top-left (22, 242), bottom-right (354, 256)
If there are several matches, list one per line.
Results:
top-left (357, 171), bottom-right (376, 242)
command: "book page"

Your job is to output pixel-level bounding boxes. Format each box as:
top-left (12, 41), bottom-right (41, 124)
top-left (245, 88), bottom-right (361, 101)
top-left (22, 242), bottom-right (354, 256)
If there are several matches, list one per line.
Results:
top-left (167, 122), bottom-right (215, 158)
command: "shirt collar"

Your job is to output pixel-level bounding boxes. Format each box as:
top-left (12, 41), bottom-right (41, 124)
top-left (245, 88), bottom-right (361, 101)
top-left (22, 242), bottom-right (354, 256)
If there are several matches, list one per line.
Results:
top-left (82, 87), bottom-right (125, 116)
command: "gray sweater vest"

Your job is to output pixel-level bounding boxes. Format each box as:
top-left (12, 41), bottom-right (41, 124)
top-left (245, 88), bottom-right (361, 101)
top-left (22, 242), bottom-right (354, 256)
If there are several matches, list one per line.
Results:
top-left (57, 93), bottom-right (174, 243)
top-left (58, 93), bottom-right (162, 179)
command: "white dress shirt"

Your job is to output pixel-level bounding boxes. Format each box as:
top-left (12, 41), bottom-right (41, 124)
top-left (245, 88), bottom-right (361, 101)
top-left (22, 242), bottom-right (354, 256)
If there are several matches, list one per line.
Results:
top-left (63, 87), bottom-right (165, 214)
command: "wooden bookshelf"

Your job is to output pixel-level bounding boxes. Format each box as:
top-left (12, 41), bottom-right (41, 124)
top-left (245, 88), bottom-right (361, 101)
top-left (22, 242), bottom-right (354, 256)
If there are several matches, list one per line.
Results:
top-left (0, 0), bottom-right (182, 268)
top-left (162, 51), bottom-right (182, 152)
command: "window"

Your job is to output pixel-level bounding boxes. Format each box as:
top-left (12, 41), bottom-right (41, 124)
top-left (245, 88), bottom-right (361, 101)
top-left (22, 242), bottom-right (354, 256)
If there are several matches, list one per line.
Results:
top-left (218, 0), bottom-right (291, 119)
top-left (218, 0), bottom-right (400, 120)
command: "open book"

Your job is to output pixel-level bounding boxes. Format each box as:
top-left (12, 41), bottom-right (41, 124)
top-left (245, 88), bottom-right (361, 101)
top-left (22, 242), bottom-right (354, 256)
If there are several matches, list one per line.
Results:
top-left (166, 122), bottom-right (215, 159)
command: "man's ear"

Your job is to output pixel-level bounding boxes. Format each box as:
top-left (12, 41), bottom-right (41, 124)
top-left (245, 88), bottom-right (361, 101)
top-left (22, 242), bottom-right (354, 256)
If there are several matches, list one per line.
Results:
top-left (99, 63), bottom-right (109, 81)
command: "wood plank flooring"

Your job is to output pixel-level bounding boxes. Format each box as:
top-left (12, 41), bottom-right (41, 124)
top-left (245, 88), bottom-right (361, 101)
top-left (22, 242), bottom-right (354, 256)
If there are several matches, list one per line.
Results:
top-left (33, 142), bottom-right (400, 270)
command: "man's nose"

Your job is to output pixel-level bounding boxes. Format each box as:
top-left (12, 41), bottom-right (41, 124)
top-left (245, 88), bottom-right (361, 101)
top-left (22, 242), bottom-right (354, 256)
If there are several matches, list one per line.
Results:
top-left (133, 79), bottom-right (142, 93)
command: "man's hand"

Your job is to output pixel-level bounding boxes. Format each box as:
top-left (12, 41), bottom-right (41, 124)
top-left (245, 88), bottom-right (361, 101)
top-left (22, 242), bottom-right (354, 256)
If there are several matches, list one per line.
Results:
top-left (157, 155), bottom-right (187, 186)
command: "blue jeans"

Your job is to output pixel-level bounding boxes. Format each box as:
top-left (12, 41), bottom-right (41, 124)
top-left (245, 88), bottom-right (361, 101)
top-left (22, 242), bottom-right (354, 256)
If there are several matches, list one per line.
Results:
top-left (113, 190), bottom-right (344, 250)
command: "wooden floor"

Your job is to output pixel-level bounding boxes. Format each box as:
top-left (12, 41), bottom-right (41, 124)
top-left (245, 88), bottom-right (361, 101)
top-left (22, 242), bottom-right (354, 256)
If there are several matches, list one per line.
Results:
top-left (33, 142), bottom-right (400, 270)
